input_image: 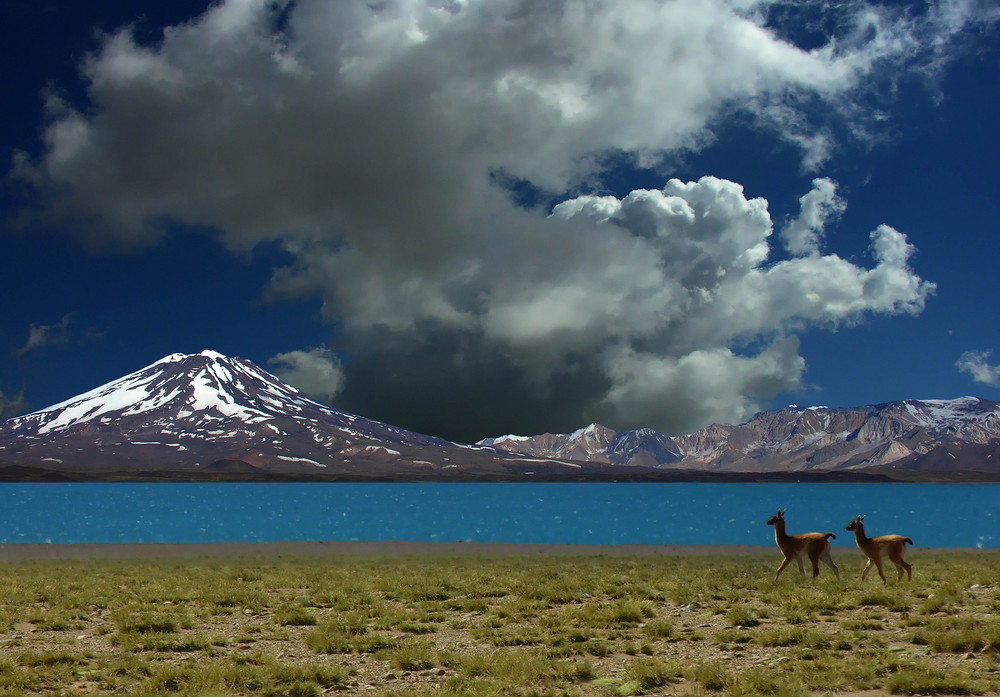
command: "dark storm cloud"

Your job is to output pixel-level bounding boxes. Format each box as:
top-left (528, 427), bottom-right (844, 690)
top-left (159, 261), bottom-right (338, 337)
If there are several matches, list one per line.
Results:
top-left (333, 326), bottom-right (610, 444)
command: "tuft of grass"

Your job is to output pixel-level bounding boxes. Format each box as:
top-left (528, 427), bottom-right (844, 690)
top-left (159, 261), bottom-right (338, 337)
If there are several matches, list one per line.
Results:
top-left (626, 657), bottom-right (680, 692)
top-left (111, 632), bottom-right (214, 653)
top-left (16, 650), bottom-right (87, 667)
top-left (303, 626), bottom-right (353, 654)
top-left (269, 663), bottom-right (352, 689)
top-left (725, 666), bottom-right (811, 697)
top-left (714, 628), bottom-right (754, 645)
top-left (726, 606), bottom-right (760, 628)
top-left (111, 609), bottom-right (181, 634)
top-left (474, 626), bottom-right (545, 647)
top-left (354, 632), bottom-right (400, 654)
top-left (913, 615), bottom-right (1000, 653)
top-left (756, 627), bottom-right (830, 649)
top-left (273, 605), bottom-right (317, 627)
top-left (886, 663), bottom-right (984, 695)
top-left (688, 661), bottom-right (730, 691)
top-left (854, 590), bottom-right (911, 613)
top-left (642, 618), bottom-right (674, 639)
top-left (388, 642), bottom-right (436, 671)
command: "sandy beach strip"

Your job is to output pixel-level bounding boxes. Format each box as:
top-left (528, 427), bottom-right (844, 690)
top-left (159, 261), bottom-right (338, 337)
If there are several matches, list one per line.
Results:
top-left (0, 541), bottom-right (989, 562)
top-left (0, 541), bottom-right (787, 562)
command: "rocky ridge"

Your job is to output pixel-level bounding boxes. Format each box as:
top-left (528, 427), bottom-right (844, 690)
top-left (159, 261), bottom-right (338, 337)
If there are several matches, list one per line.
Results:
top-left (480, 398), bottom-right (1000, 477)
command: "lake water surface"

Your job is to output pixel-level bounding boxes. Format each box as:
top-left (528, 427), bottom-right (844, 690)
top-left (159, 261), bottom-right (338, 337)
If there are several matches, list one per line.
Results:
top-left (0, 483), bottom-right (996, 548)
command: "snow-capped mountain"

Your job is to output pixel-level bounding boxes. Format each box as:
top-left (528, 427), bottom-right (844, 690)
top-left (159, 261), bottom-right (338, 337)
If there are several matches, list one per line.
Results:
top-left (480, 397), bottom-right (1000, 479)
top-left (481, 424), bottom-right (682, 468)
top-left (0, 350), bottom-right (581, 480)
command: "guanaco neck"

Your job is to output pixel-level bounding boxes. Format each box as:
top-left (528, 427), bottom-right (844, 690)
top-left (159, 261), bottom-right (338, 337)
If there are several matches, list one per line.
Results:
top-left (772, 518), bottom-right (789, 545)
top-left (851, 523), bottom-right (871, 548)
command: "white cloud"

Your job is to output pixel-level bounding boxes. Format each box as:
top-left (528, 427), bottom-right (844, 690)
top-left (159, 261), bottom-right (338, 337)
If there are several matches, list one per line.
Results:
top-left (547, 177), bottom-right (933, 352)
top-left (268, 347), bottom-right (345, 402)
top-left (20, 0), bottom-right (986, 248)
top-left (534, 177), bottom-right (933, 432)
top-left (14, 315), bottom-right (73, 356)
top-left (599, 337), bottom-right (806, 435)
top-left (956, 350), bottom-right (1000, 388)
top-left (0, 388), bottom-right (27, 419)
top-left (780, 178), bottom-right (846, 256)
top-left (12, 0), bottom-right (988, 437)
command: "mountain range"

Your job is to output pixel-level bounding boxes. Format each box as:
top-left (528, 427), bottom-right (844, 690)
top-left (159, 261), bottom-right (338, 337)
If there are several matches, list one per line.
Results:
top-left (480, 398), bottom-right (1000, 480)
top-left (1, 350), bottom-right (997, 481)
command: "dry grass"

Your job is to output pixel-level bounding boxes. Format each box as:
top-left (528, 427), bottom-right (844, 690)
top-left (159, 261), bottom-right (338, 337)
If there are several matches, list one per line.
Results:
top-left (0, 550), bottom-right (997, 695)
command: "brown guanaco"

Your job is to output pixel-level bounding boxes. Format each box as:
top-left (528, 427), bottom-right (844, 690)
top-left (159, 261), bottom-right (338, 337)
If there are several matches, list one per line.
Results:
top-left (845, 515), bottom-right (912, 584)
top-left (765, 509), bottom-right (839, 580)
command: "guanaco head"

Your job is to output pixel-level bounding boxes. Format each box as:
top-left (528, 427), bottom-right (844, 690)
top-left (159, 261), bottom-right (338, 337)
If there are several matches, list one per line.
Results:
top-left (766, 509), bottom-right (786, 526)
top-left (846, 515), bottom-right (865, 531)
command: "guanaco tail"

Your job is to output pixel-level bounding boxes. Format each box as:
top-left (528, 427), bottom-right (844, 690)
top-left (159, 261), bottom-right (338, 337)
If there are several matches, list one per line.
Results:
top-left (765, 509), bottom-right (839, 580)
top-left (846, 515), bottom-right (913, 584)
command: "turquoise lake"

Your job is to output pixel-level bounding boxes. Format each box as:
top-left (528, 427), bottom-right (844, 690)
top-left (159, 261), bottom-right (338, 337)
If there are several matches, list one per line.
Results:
top-left (0, 483), bottom-right (996, 548)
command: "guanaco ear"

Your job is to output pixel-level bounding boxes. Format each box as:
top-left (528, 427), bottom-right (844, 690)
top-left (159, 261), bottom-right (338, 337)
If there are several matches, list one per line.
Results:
top-left (779, 509), bottom-right (786, 516)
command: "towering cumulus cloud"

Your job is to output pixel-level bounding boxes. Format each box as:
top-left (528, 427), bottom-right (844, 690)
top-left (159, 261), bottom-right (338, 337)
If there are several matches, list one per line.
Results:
top-left (16, 0), bottom-right (989, 439)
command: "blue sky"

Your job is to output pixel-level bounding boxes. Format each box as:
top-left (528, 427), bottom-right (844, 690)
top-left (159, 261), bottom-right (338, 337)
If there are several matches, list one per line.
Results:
top-left (2, 0), bottom-right (999, 443)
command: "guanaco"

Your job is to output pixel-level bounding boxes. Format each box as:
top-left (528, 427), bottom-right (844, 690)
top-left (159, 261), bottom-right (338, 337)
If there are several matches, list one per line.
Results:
top-left (845, 515), bottom-right (912, 584)
top-left (765, 509), bottom-right (839, 580)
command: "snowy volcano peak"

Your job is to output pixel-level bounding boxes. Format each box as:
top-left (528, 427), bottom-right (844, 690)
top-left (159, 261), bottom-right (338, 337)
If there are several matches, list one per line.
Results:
top-left (0, 350), bottom-right (584, 479)
top-left (19, 350), bottom-right (335, 435)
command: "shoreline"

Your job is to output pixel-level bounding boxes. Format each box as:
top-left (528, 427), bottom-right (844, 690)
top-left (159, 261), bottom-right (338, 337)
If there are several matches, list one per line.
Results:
top-left (0, 540), bottom-right (993, 562)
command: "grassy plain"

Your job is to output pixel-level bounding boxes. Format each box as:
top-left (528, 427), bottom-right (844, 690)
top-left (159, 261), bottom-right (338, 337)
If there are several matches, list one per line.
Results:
top-left (0, 548), bottom-right (997, 696)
